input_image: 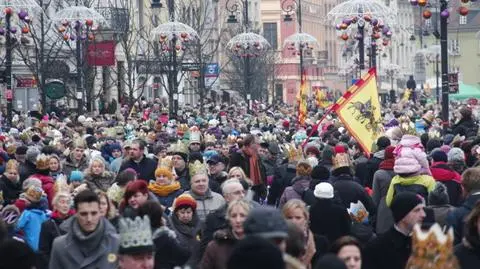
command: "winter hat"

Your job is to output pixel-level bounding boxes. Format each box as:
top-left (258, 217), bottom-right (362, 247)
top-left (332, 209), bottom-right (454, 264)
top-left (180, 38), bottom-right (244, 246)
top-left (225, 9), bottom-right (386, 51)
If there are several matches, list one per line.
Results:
top-left (313, 182), bottom-right (334, 199)
top-left (243, 207), bottom-right (289, 239)
top-left (447, 147), bottom-right (465, 162)
top-left (376, 136), bottom-right (391, 150)
top-left (314, 254), bottom-right (347, 269)
top-left (173, 193), bottom-right (197, 212)
top-left (304, 143), bottom-right (320, 157)
top-left (311, 165), bottom-right (330, 181)
top-left (26, 147), bottom-right (40, 164)
top-left (443, 134), bottom-right (455, 145)
top-left (227, 236), bottom-right (285, 269)
top-left (0, 239), bottom-right (37, 269)
top-left (426, 139), bottom-right (442, 153)
top-left (69, 171), bottom-right (84, 182)
top-left (155, 167), bottom-right (173, 180)
top-left (431, 149), bottom-right (448, 163)
top-left (390, 192), bottom-right (424, 223)
top-left (440, 145), bottom-right (451, 154)
top-left (24, 185), bottom-right (44, 203)
top-left (35, 154), bottom-right (50, 171)
top-left (428, 182), bottom-right (450, 205)
top-left (15, 146), bottom-right (28, 156)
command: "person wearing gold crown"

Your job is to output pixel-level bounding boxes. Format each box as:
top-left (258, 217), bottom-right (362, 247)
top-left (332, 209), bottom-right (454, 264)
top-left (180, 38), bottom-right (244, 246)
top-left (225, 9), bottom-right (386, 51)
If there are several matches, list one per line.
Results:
top-left (148, 157), bottom-right (184, 210)
top-left (188, 127), bottom-right (202, 154)
top-left (168, 140), bottom-right (191, 190)
top-left (184, 161), bottom-right (225, 222)
top-left (363, 192), bottom-right (426, 269)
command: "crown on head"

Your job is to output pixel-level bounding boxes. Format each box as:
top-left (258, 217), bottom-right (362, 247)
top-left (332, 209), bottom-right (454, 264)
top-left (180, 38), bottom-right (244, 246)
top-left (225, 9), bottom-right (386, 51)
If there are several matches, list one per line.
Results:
top-left (158, 156), bottom-right (173, 170)
top-left (399, 115), bottom-right (417, 136)
top-left (177, 124), bottom-right (189, 135)
top-left (204, 134), bottom-right (217, 144)
top-left (283, 143), bottom-right (304, 163)
top-left (227, 135), bottom-right (237, 145)
top-left (405, 223), bottom-right (459, 269)
top-left (261, 132), bottom-right (277, 143)
top-left (189, 160), bottom-right (208, 178)
top-left (54, 174), bottom-right (71, 193)
top-left (332, 152), bottom-right (351, 169)
top-left (118, 216), bottom-right (154, 254)
top-left (168, 140), bottom-right (189, 155)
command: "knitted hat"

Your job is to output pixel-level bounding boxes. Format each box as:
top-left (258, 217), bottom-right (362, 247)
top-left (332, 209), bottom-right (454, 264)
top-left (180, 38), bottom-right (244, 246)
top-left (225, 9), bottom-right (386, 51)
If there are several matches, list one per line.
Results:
top-left (431, 149), bottom-right (448, 163)
top-left (313, 182), bottom-right (334, 199)
top-left (310, 166), bottom-right (330, 181)
top-left (24, 186), bottom-right (43, 203)
top-left (447, 147), bottom-right (465, 162)
top-left (35, 154), bottom-right (50, 171)
top-left (15, 146), bottom-right (28, 155)
top-left (173, 194), bottom-right (197, 212)
top-left (227, 236), bottom-right (285, 269)
top-left (428, 182), bottom-right (450, 205)
top-left (390, 192), bottom-right (424, 223)
top-left (244, 207), bottom-right (288, 239)
top-left (118, 216), bottom-right (154, 255)
top-left (69, 171), bottom-right (84, 182)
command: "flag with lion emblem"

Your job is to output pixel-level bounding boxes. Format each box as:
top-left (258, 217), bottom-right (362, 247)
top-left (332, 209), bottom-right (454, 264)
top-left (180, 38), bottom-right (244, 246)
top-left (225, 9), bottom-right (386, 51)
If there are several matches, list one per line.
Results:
top-left (333, 68), bottom-right (383, 155)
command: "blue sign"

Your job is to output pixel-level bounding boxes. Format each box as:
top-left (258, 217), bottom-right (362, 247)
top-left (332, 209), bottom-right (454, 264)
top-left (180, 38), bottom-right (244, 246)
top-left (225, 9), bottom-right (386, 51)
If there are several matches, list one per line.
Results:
top-left (205, 63), bottom-right (219, 77)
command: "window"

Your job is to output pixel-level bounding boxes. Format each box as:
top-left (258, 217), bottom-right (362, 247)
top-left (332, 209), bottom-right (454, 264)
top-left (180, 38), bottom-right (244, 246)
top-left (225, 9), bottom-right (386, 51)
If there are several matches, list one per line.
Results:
top-left (450, 39), bottom-right (460, 55)
top-left (263, 22), bottom-right (278, 50)
top-left (459, 15), bottom-right (467, 25)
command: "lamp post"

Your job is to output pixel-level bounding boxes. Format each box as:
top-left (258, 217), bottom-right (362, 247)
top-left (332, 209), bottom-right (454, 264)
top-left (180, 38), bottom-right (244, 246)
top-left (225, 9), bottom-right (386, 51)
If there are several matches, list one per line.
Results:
top-left (0, 0), bottom-right (40, 125)
top-left (151, 0), bottom-right (198, 117)
top-left (225, 0), bottom-right (270, 111)
top-left (384, 63), bottom-right (400, 101)
top-left (327, 0), bottom-right (395, 72)
top-left (52, 3), bottom-right (107, 115)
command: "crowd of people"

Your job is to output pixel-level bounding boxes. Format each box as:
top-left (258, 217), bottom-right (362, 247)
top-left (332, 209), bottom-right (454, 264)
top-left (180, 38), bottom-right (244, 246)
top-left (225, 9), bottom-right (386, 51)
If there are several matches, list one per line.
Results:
top-left (0, 99), bottom-right (479, 269)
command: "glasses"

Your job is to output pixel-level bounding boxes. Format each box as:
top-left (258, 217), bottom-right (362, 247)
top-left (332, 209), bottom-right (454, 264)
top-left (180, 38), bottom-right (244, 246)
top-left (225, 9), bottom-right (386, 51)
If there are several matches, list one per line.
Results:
top-left (229, 189), bottom-right (246, 196)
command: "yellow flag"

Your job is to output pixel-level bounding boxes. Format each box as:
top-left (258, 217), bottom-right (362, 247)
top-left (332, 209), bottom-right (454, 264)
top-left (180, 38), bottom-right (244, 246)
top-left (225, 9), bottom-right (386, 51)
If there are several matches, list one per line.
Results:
top-left (316, 88), bottom-right (331, 108)
top-left (334, 69), bottom-right (383, 155)
top-left (298, 71), bottom-right (308, 125)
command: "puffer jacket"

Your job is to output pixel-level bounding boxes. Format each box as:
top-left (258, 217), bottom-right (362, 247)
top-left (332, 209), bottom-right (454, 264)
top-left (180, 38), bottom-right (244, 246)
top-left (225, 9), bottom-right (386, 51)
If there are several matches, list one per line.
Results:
top-left (278, 176), bottom-right (310, 208)
top-left (84, 171), bottom-right (116, 192)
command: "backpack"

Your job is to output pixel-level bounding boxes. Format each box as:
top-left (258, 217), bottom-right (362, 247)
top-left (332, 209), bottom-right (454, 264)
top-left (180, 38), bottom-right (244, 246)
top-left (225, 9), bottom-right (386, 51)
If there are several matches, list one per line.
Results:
top-left (393, 183), bottom-right (429, 204)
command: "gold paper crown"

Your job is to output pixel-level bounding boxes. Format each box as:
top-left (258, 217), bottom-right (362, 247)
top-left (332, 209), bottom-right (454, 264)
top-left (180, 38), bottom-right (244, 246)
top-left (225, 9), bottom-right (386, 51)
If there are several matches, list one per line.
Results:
top-left (158, 156), bottom-right (173, 170)
top-left (6, 159), bottom-right (18, 171)
top-left (283, 143), bottom-right (303, 163)
top-left (54, 174), bottom-right (71, 193)
top-left (399, 115), bottom-right (417, 136)
top-left (428, 128), bottom-right (441, 140)
top-left (189, 160), bottom-right (208, 178)
top-left (168, 140), bottom-right (189, 155)
top-left (177, 124), bottom-right (189, 134)
top-left (262, 132), bottom-right (277, 143)
top-left (36, 154), bottom-right (50, 170)
top-left (227, 135), bottom-right (237, 145)
top-left (204, 134), bottom-right (217, 144)
top-left (107, 183), bottom-right (125, 204)
top-left (405, 223), bottom-right (459, 269)
top-left (147, 131), bottom-right (157, 142)
top-left (332, 152), bottom-right (351, 170)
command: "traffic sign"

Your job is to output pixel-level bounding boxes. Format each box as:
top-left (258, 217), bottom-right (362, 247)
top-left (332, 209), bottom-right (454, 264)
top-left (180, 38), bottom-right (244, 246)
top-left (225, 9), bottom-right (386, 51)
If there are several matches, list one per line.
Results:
top-left (448, 73), bottom-right (459, 94)
top-left (205, 63), bottom-right (219, 77)
top-left (181, 62), bottom-right (200, 71)
top-left (5, 89), bottom-right (13, 100)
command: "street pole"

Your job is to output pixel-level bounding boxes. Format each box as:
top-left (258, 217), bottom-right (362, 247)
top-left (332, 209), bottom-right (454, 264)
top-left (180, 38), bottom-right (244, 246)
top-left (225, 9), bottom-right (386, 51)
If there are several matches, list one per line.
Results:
top-left (5, 11), bottom-right (12, 126)
top-left (358, 20), bottom-right (365, 70)
top-left (75, 0), bottom-right (84, 116)
top-left (370, 40), bottom-right (377, 69)
top-left (167, 0), bottom-right (178, 116)
top-left (243, 0), bottom-right (251, 111)
top-left (440, 0), bottom-right (449, 132)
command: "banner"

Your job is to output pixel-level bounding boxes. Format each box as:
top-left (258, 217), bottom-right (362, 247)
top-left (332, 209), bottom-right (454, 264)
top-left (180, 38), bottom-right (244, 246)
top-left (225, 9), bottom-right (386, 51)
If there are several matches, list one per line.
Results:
top-left (333, 68), bottom-right (382, 155)
top-left (315, 87), bottom-right (331, 109)
top-left (87, 40), bottom-right (116, 66)
top-left (297, 71), bottom-right (308, 125)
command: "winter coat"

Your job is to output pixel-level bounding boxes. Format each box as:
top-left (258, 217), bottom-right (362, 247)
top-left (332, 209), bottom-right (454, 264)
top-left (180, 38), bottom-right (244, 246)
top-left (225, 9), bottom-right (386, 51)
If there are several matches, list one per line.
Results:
top-left (63, 156), bottom-right (89, 178)
top-left (167, 213), bottom-right (202, 267)
top-left (16, 207), bottom-right (49, 251)
top-left (119, 155), bottom-right (157, 182)
top-left (267, 163), bottom-right (296, 206)
top-left (200, 228), bottom-right (238, 269)
top-left (30, 173), bottom-right (55, 208)
top-left (176, 168), bottom-right (191, 191)
top-left (0, 175), bottom-right (21, 205)
top-left (365, 150), bottom-right (385, 188)
top-left (153, 188), bottom-right (184, 209)
top-left (185, 189), bottom-right (225, 222)
top-left (452, 117), bottom-right (478, 138)
top-left (372, 169), bottom-right (396, 234)
top-left (110, 156), bottom-right (124, 174)
top-left (447, 193), bottom-right (480, 244)
top-left (84, 172), bottom-right (116, 192)
top-left (427, 205), bottom-right (454, 228)
top-left (363, 227), bottom-right (412, 269)
top-left (19, 160), bottom-right (36, 183)
top-left (38, 213), bottom-right (72, 269)
top-left (48, 217), bottom-right (119, 269)
top-left (153, 226), bottom-right (190, 269)
top-left (430, 162), bottom-right (463, 206)
top-left (330, 174), bottom-right (376, 218)
top-left (279, 176), bottom-right (311, 208)
top-left (309, 198), bottom-right (351, 244)
top-left (385, 174), bottom-right (436, 207)
top-left (455, 241), bottom-right (480, 269)
top-left (229, 150), bottom-right (267, 188)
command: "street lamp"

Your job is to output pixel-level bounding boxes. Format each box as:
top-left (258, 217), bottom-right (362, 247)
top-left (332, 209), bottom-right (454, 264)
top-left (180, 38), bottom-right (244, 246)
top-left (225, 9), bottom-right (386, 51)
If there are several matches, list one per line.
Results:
top-left (327, 0), bottom-right (395, 71)
top-left (151, 0), bottom-right (198, 117)
top-left (225, 0), bottom-right (270, 111)
top-left (0, 0), bottom-right (41, 125)
top-left (52, 3), bottom-right (107, 115)
top-left (410, 0), bottom-right (469, 131)
top-left (384, 63), bottom-right (400, 101)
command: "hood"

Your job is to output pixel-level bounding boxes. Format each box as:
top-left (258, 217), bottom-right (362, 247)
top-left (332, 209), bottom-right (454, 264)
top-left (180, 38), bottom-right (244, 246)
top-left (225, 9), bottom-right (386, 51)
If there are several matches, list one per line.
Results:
top-left (373, 150), bottom-right (385, 159)
top-left (430, 162), bottom-right (462, 183)
top-left (292, 176), bottom-right (310, 193)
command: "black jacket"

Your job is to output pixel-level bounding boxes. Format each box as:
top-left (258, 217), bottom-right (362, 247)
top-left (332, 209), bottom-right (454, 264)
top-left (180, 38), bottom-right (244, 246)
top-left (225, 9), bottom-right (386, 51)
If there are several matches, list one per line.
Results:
top-left (452, 118), bottom-right (478, 138)
top-left (309, 198), bottom-right (351, 244)
top-left (153, 227), bottom-right (190, 269)
top-left (454, 219), bottom-right (480, 269)
top-left (267, 163), bottom-right (296, 206)
top-left (330, 174), bottom-right (376, 218)
top-left (0, 175), bottom-right (21, 205)
top-left (229, 150), bottom-right (266, 186)
top-left (19, 161), bottom-right (36, 183)
top-left (37, 216), bottom-right (70, 269)
top-left (362, 227), bottom-right (412, 269)
top-left (119, 155), bottom-right (157, 182)
top-left (365, 154), bottom-right (384, 188)
top-left (447, 193), bottom-right (480, 244)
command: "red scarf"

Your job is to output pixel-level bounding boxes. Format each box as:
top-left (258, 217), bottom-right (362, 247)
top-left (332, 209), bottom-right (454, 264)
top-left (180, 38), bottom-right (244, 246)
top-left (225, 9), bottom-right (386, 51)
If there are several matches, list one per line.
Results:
top-left (243, 148), bottom-right (262, 186)
top-left (51, 209), bottom-right (75, 220)
top-left (379, 159), bottom-right (395, 170)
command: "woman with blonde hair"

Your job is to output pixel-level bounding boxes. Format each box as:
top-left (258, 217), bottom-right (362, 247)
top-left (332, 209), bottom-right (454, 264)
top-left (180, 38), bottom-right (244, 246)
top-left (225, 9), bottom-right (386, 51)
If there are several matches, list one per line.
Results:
top-left (282, 199), bottom-right (316, 268)
top-left (228, 167), bottom-right (254, 200)
top-left (201, 199), bottom-right (252, 269)
top-left (84, 157), bottom-right (115, 192)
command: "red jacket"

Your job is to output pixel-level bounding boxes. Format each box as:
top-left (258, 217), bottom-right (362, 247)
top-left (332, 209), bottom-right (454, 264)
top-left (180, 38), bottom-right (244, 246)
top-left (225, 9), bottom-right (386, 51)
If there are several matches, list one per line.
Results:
top-left (30, 173), bottom-right (55, 208)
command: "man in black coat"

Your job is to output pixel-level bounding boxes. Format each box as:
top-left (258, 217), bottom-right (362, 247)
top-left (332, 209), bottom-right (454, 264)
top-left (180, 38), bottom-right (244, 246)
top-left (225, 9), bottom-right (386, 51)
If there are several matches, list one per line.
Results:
top-left (364, 136), bottom-right (391, 188)
top-left (363, 192), bottom-right (426, 269)
top-left (119, 139), bottom-right (157, 182)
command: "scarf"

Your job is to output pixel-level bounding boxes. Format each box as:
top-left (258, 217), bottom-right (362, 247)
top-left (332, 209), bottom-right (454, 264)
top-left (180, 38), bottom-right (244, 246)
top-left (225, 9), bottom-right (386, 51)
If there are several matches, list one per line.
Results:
top-left (170, 212), bottom-right (200, 237)
top-left (379, 159), bottom-right (395, 170)
top-left (72, 217), bottom-right (105, 257)
top-left (243, 148), bottom-right (262, 186)
top-left (148, 181), bottom-right (181, 197)
top-left (51, 209), bottom-right (75, 220)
